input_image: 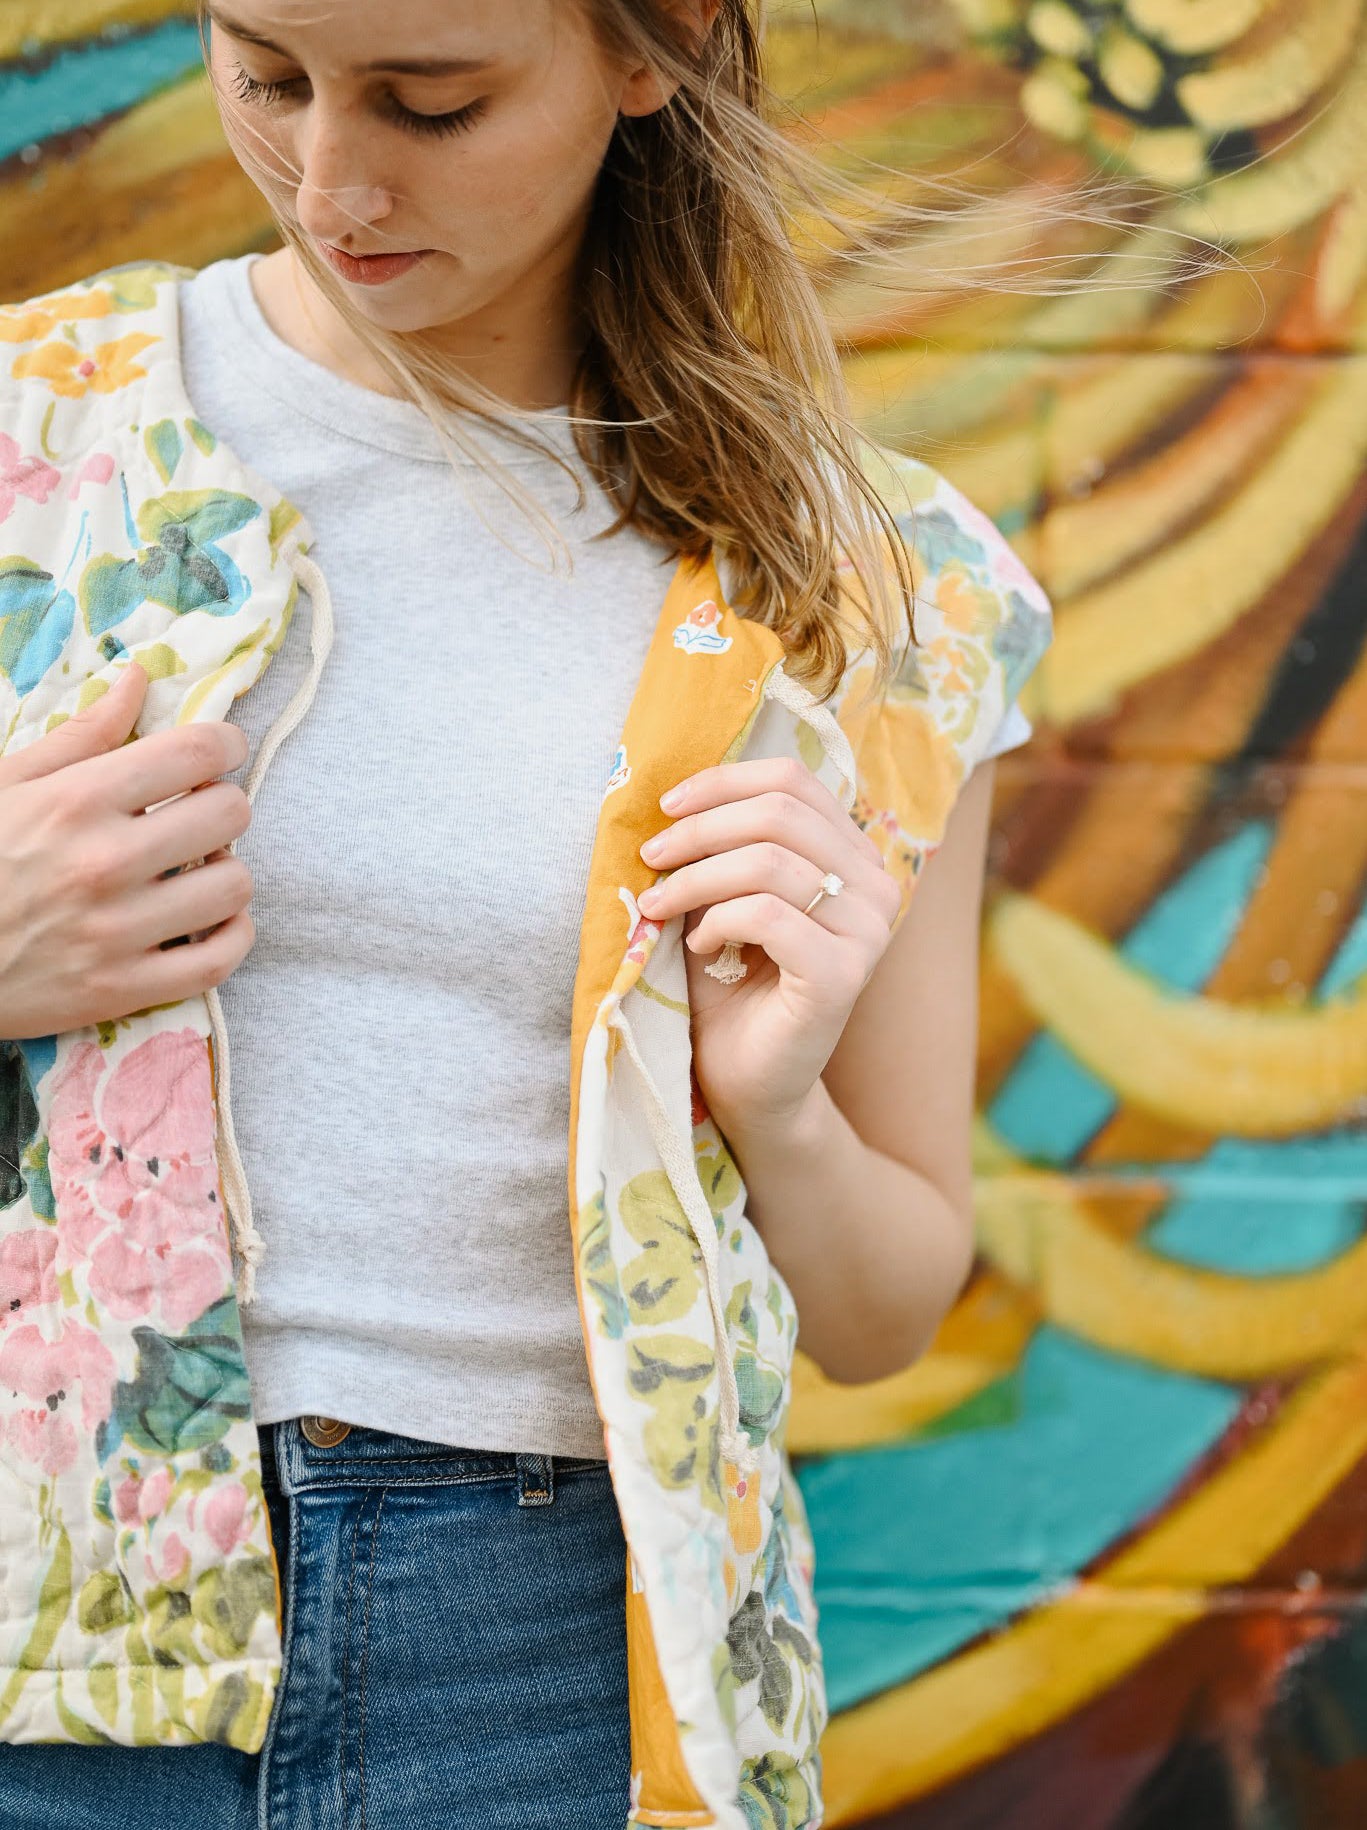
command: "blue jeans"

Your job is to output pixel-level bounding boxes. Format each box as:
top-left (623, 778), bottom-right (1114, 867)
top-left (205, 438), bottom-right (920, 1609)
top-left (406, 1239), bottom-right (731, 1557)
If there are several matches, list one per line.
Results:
top-left (0, 1418), bottom-right (634, 1828)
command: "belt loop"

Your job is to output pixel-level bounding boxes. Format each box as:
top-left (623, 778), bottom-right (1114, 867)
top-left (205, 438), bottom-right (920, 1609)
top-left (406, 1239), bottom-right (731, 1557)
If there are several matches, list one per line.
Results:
top-left (516, 1453), bottom-right (554, 1507)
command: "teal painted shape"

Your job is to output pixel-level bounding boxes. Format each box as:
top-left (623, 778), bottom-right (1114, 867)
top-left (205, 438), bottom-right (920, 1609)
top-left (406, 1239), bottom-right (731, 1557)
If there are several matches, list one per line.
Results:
top-left (1147, 887), bottom-right (1367, 1271)
top-left (799, 1328), bottom-right (1241, 1714)
top-left (1316, 895), bottom-right (1367, 997)
top-left (990, 823), bottom-right (1275, 1164)
top-left (1151, 1133), bottom-right (1367, 1272)
top-left (0, 21), bottom-right (203, 164)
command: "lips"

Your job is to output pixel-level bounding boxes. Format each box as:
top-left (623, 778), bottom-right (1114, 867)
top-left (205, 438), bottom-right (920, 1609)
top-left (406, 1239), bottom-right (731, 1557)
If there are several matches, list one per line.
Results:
top-left (315, 240), bottom-right (432, 285)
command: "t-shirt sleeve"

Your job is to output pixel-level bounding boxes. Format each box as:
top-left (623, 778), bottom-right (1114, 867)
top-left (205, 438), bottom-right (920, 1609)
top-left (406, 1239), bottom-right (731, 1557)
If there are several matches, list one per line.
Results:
top-left (833, 444), bottom-right (1053, 901)
top-left (976, 698), bottom-right (1033, 765)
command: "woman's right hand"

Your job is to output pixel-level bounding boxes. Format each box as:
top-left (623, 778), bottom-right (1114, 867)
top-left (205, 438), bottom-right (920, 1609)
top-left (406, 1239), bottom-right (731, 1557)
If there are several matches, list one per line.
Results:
top-left (0, 662), bottom-right (258, 1042)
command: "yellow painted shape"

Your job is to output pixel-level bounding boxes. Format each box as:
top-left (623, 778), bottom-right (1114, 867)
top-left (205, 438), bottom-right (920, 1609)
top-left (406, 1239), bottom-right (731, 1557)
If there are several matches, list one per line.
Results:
top-left (1125, 0), bottom-right (1271, 53)
top-left (0, 78), bottom-right (268, 300)
top-left (974, 1157), bottom-right (1367, 1377)
top-left (1044, 363), bottom-right (1314, 599)
top-left (823, 1354), bottom-right (1367, 1822)
top-left (1178, 0), bottom-right (1362, 130)
top-left (1098, 25), bottom-right (1167, 111)
top-left (788, 1275), bottom-right (1038, 1453)
top-left (1318, 167), bottom-right (1367, 325)
top-left (1174, 20), bottom-right (1367, 242)
top-left (989, 890), bottom-right (1367, 1136)
top-left (0, 0), bottom-right (184, 59)
top-left (1039, 360), bottom-right (1367, 724)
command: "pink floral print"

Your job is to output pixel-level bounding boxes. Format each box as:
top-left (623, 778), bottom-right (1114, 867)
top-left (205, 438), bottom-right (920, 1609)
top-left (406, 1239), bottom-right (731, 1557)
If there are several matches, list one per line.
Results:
top-left (202, 1482), bottom-right (253, 1558)
top-left (0, 1229), bottom-right (59, 1324)
top-left (66, 451), bottom-right (116, 501)
top-left (0, 1319), bottom-right (117, 1476)
top-left (114, 1464), bottom-right (173, 1524)
top-left (0, 432), bottom-right (59, 526)
top-left (6, 1407), bottom-right (78, 1477)
top-left (48, 1030), bottom-right (231, 1334)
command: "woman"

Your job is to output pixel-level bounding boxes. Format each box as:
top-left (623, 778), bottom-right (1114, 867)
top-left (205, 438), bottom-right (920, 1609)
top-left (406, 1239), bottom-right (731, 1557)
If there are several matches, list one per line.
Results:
top-left (0, 2), bottom-right (1051, 1826)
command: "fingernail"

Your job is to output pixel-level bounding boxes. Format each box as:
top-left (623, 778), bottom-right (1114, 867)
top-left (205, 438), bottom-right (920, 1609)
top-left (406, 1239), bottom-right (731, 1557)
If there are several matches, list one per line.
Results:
top-left (641, 835), bottom-right (665, 861)
top-left (660, 784), bottom-right (687, 812)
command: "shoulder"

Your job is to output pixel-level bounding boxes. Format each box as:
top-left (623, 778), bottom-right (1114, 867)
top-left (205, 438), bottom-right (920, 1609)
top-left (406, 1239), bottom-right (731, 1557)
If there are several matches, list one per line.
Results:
top-left (831, 438), bottom-right (1053, 872)
top-left (0, 259), bottom-right (193, 342)
top-left (0, 259), bottom-right (194, 425)
top-left (851, 438), bottom-right (1053, 697)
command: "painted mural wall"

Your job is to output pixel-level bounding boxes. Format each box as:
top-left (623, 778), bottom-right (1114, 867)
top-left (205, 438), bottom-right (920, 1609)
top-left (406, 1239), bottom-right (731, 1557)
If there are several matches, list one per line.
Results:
top-left (3, 3), bottom-right (1365, 1826)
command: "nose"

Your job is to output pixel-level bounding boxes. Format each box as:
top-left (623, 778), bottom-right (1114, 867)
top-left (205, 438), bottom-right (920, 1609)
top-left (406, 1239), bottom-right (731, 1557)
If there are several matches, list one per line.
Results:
top-left (292, 107), bottom-right (395, 246)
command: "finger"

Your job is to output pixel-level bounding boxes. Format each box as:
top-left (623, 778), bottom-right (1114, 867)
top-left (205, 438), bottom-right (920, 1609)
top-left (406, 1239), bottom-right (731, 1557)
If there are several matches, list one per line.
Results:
top-left (132, 781), bottom-right (253, 882)
top-left (133, 906), bottom-right (256, 1008)
top-left (120, 855), bottom-right (254, 953)
top-left (684, 892), bottom-right (869, 994)
top-left (662, 757), bottom-right (885, 866)
top-left (641, 842), bottom-right (867, 934)
top-left (645, 791), bottom-right (890, 910)
top-left (65, 720), bottom-right (248, 816)
top-left (0, 662), bottom-right (147, 789)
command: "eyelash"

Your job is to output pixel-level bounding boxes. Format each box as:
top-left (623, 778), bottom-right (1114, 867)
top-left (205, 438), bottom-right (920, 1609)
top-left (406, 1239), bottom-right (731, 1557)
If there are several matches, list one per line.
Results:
top-left (228, 62), bottom-right (488, 139)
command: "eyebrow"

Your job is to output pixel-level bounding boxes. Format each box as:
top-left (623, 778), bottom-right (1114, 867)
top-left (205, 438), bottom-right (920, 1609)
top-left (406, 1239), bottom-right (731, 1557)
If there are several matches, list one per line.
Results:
top-left (205, 6), bottom-right (493, 75)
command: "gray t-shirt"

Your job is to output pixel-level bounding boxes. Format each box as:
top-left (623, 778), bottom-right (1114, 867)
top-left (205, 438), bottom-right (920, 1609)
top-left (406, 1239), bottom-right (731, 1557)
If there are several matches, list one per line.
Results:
top-left (179, 252), bottom-right (1029, 1459)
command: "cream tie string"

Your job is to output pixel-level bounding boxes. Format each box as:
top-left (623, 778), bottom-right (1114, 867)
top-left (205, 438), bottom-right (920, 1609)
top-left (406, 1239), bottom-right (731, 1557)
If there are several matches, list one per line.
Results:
top-left (205, 549), bottom-right (335, 1304)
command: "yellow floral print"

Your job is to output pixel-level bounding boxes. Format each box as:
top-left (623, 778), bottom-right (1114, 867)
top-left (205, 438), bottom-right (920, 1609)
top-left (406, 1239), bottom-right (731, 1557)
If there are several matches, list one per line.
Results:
top-left (0, 291), bottom-right (113, 345)
top-left (11, 333), bottom-right (159, 398)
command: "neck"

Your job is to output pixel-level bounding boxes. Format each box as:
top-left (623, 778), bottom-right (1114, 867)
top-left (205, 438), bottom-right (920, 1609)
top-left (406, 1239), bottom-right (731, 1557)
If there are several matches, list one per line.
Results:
top-left (249, 241), bottom-right (585, 412)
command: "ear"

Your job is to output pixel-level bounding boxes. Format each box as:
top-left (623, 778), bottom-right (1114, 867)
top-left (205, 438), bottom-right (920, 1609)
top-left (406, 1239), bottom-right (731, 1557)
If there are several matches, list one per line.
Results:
top-left (618, 0), bottom-right (724, 118)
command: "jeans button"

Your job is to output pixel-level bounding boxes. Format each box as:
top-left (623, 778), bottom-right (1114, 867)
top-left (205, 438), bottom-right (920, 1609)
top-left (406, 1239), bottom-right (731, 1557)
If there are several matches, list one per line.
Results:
top-left (300, 1414), bottom-right (352, 1447)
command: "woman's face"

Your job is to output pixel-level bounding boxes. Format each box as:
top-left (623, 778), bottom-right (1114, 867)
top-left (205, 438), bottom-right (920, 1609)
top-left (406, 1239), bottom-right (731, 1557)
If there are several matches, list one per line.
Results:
top-left (205, 0), bottom-right (655, 337)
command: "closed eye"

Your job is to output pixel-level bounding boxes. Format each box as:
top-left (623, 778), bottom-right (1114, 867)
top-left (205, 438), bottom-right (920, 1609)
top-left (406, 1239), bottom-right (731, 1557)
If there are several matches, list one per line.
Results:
top-left (228, 62), bottom-right (488, 139)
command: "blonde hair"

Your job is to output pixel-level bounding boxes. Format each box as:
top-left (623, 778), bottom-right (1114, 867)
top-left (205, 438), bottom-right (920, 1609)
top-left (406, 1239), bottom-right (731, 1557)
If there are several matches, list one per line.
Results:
top-left (195, 1), bottom-right (1222, 703)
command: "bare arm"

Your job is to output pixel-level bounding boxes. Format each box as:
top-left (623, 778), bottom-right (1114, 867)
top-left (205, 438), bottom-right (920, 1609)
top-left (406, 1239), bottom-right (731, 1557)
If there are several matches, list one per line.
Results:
top-left (720, 760), bottom-right (994, 1384)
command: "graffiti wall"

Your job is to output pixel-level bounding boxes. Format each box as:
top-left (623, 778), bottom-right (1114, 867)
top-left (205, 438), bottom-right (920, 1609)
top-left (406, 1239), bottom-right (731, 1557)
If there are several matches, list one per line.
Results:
top-left (3, 3), bottom-right (1365, 1826)
top-left (777, 3), bottom-right (1367, 1827)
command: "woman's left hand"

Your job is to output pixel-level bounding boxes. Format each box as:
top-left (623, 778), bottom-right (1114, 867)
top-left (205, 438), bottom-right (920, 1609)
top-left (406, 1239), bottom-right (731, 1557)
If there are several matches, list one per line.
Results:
top-left (635, 756), bottom-right (903, 1140)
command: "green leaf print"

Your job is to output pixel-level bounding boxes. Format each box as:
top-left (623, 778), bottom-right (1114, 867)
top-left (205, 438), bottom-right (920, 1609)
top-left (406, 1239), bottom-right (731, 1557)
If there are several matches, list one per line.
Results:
top-left (725, 1283), bottom-right (786, 1447)
top-left (80, 488), bottom-right (259, 635)
top-left (105, 266), bottom-right (189, 312)
top-left (188, 1667), bottom-right (270, 1751)
top-left (0, 1041), bottom-right (39, 1211)
top-left (191, 1555), bottom-right (276, 1662)
top-left (0, 558), bottom-right (76, 697)
top-left (696, 1143), bottom-right (742, 1210)
top-left (579, 1191), bottom-right (628, 1340)
top-left (144, 420), bottom-right (183, 486)
top-left (55, 1685), bottom-right (117, 1745)
top-left (737, 1752), bottom-right (815, 1830)
top-left (145, 1583), bottom-right (204, 1670)
top-left (695, 1145), bottom-right (741, 1235)
top-left (626, 1334), bottom-right (721, 1501)
top-left (0, 1526), bottom-right (73, 1731)
top-left (96, 1295), bottom-right (253, 1461)
top-left (620, 1170), bottom-right (702, 1325)
top-left (77, 1570), bottom-right (135, 1634)
top-left (88, 1663), bottom-right (120, 1729)
top-left (726, 1590), bottom-right (793, 1733)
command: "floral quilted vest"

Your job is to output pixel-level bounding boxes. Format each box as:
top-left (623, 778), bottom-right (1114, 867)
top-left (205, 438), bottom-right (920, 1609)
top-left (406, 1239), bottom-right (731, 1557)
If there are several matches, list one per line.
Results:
top-left (0, 260), bottom-right (1051, 1828)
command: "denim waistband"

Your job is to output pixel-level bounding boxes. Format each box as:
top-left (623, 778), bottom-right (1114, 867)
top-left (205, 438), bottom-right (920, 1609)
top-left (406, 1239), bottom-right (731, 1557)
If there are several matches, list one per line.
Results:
top-left (259, 1417), bottom-right (610, 1507)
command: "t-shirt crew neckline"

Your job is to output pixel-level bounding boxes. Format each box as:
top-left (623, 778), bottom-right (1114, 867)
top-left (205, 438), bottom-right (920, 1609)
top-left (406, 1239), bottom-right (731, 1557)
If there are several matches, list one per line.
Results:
top-left (212, 251), bottom-right (579, 469)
